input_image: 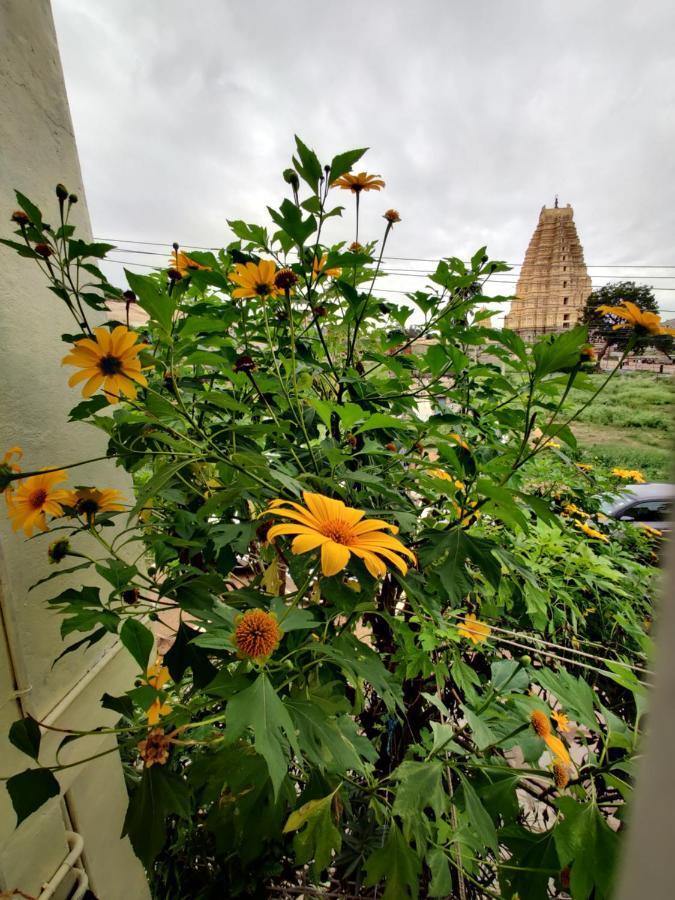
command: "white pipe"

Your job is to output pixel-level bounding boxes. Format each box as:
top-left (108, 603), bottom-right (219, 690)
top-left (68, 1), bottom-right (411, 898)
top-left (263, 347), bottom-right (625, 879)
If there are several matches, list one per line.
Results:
top-left (41, 640), bottom-right (124, 727)
top-left (69, 866), bottom-right (89, 900)
top-left (37, 830), bottom-right (84, 900)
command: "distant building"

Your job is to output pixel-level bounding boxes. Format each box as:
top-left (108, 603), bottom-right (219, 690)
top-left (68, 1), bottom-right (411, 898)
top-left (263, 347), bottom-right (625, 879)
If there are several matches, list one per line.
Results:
top-left (504, 201), bottom-right (592, 341)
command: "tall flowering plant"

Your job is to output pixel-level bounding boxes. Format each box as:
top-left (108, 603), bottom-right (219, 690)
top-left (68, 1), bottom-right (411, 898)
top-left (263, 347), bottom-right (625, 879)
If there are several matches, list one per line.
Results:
top-left (0, 141), bottom-right (661, 898)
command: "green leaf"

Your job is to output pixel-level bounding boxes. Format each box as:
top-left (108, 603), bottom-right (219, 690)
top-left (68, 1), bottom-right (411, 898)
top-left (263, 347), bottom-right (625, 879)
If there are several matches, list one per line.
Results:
top-left (284, 789), bottom-right (342, 874)
top-left (532, 325), bottom-right (588, 379)
top-left (364, 822), bottom-right (421, 900)
top-left (122, 765), bottom-right (191, 867)
top-left (6, 768), bottom-right (59, 825)
top-left (9, 716), bottom-right (42, 761)
top-left (392, 760), bottom-right (447, 822)
top-left (427, 847), bottom-right (453, 897)
top-left (119, 619), bottom-right (154, 671)
top-left (456, 771), bottom-right (498, 854)
top-left (267, 198), bottom-right (316, 247)
top-left (124, 270), bottom-right (176, 333)
top-left (225, 674), bottom-right (301, 797)
top-left (328, 147), bottom-right (368, 182)
top-left (101, 692), bottom-right (134, 719)
top-left (293, 135), bottom-right (323, 192)
top-left (355, 413), bottom-right (413, 434)
top-left (553, 798), bottom-right (619, 900)
top-left (14, 191), bottom-right (43, 228)
top-left (68, 395), bottom-right (109, 421)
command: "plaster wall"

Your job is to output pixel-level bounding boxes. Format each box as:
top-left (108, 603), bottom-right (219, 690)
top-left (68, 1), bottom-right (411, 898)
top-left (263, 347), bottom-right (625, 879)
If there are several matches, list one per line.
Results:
top-left (0, 2), bottom-right (149, 897)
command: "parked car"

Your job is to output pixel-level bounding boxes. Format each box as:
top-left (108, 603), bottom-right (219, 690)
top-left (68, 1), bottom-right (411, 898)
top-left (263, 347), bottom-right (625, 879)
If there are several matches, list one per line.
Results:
top-left (602, 483), bottom-right (675, 534)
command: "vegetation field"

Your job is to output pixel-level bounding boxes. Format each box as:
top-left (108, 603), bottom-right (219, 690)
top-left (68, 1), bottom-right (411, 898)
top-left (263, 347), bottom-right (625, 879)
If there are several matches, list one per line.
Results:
top-left (569, 373), bottom-right (675, 480)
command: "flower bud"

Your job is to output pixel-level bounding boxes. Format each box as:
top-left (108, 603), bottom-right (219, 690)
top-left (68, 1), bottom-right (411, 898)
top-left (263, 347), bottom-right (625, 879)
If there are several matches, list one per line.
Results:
top-left (383, 209), bottom-right (401, 224)
top-left (56, 183), bottom-right (69, 201)
top-left (282, 169), bottom-right (300, 190)
top-left (10, 209), bottom-right (29, 225)
top-left (34, 243), bottom-right (54, 258)
top-left (68, 193), bottom-right (78, 204)
top-left (234, 354), bottom-right (256, 373)
top-left (123, 290), bottom-right (137, 304)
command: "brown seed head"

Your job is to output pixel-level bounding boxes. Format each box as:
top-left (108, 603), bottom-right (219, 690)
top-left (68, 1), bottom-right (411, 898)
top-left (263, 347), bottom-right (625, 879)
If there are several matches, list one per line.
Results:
top-left (274, 267), bottom-right (299, 291)
top-left (48, 538), bottom-right (70, 565)
top-left (531, 709), bottom-right (551, 738)
top-left (34, 243), bottom-right (54, 258)
top-left (349, 241), bottom-right (364, 253)
top-left (553, 762), bottom-right (570, 790)
top-left (122, 588), bottom-right (140, 604)
top-left (233, 609), bottom-right (282, 661)
top-left (11, 209), bottom-right (29, 225)
top-left (123, 290), bottom-right (137, 303)
top-left (383, 209), bottom-right (401, 224)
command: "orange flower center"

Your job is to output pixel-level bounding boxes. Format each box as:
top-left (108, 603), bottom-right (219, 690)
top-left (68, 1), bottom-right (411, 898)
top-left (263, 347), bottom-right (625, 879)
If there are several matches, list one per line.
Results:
top-left (320, 519), bottom-right (355, 545)
top-left (234, 610), bottom-right (280, 659)
top-left (29, 488), bottom-right (48, 509)
top-left (98, 354), bottom-right (123, 375)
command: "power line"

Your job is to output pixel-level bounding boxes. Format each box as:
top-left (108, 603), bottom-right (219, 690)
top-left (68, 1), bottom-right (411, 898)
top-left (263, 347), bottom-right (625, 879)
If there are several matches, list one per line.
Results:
top-left (93, 236), bottom-right (675, 270)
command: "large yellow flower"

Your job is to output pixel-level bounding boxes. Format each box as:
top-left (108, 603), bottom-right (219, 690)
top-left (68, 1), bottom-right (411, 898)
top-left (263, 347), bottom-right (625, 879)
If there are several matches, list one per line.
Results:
top-left (457, 613), bottom-right (491, 645)
top-left (67, 487), bottom-right (125, 523)
top-left (266, 492), bottom-right (415, 578)
top-left (229, 260), bottom-right (282, 299)
top-left (169, 249), bottom-right (211, 277)
top-left (6, 469), bottom-right (69, 536)
top-left (332, 172), bottom-right (385, 193)
top-left (596, 301), bottom-right (675, 336)
top-left (312, 254), bottom-right (342, 281)
top-left (62, 326), bottom-right (148, 405)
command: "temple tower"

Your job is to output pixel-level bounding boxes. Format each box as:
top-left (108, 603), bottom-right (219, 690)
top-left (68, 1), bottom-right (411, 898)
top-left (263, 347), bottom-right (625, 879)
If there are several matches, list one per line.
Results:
top-left (504, 202), bottom-right (592, 340)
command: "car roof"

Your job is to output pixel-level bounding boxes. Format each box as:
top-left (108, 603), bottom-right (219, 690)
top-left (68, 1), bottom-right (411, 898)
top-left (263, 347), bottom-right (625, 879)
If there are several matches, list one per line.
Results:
top-left (604, 482), bottom-right (675, 513)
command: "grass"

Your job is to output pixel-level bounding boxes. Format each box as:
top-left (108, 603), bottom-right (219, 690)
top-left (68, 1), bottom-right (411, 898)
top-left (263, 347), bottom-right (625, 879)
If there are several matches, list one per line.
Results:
top-left (568, 373), bottom-right (675, 481)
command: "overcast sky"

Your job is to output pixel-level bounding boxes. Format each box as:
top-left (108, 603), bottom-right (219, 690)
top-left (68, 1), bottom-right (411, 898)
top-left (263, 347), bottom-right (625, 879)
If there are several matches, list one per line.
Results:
top-left (52, 0), bottom-right (675, 323)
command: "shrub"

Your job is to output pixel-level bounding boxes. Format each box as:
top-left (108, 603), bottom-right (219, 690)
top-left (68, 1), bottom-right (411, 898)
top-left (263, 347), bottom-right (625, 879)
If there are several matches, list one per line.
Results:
top-left (1, 140), bottom-right (662, 899)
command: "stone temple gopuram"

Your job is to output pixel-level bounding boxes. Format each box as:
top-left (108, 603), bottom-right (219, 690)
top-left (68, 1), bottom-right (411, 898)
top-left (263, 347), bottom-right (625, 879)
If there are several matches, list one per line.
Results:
top-left (504, 201), bottom-right (592, 341)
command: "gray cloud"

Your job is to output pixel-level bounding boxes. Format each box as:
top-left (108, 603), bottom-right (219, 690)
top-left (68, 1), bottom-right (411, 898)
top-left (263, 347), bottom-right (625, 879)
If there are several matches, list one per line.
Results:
top-left (52, 0), bottom-right (675, 321)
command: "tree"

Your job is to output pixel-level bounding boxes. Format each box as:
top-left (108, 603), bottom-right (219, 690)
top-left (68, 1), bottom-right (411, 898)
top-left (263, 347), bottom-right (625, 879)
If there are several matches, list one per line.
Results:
top-left (582, 281), bottom-right (673, 359)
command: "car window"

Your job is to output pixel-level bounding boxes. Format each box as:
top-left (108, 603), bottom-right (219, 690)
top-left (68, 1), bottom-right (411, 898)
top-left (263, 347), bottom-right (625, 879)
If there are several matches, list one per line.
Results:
top-left (621, 500), bottom-right (673, 522)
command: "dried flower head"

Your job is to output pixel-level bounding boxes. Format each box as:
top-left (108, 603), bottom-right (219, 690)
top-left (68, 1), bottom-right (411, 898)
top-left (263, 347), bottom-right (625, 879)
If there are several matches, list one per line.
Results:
top-left (47, 537), bottom-right (70, 565)
top-left (349, 241), bottom-right (364, 253)
top-left (274, 267), bottom-right (299, 291)
top-left (383, 209), bottom-right (401, 224)
top-left (553, 761), bottom-right (570, 790)
top-left (531, 709), bottom-right (551, 738)
top-left (233, 609), bottom-right (282, 661)
top-left (11, 209), bottom-right (29, 225)
top-left (34, 243), bottom-right (54, 258)
top-left (138, 728), bottom-right (171, 768)
top-left (234, 354), bottom-right (256, 373)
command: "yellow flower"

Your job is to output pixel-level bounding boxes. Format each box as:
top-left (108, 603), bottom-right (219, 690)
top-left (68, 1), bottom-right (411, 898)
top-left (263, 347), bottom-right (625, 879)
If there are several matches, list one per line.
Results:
top-left (228, 260), bottom-right (282, 300)
top-left (332, 172), bottom-right (385, 193)
top-left (562, 503), bottom-right (587, 518)
top-left (67, 487), bottom-right (125, 522)
top-left (576, 463), bottom-right (593, 472)
top-left (611, 467), bottom-right (646, 483)
top-left (146, 658), bottom-right (172, 726)
top-left (6, 469), bottom-right (70, 536)
top-left (575, 521), bottom-right (609, 543)
top-left (552, 710), bottom-right (572, 734)
top-left (530, 709), bottom-right (551, 738)
top-left (62, 326), bottom-right (148, 405)
top-left (428, 469), bottom-right (464, 490)
top-left (1, 447), bottom-right (22, 498)
top-left (449, 433), bottom-right (469, 450)
top-left (453, 500), bottom-right (481, 526)
top-left (544, 733), bottom-right (571, 766)
top-left (312, 254), bottom-right (342, 281)
top-left (233, 609), bottom-right (282, 662)
top-left (641, 524), bottom-right (663, 539)
top-left (266, 491), bottom-right (415, 578)
top-left (596, 300), bottom-right (675, 336)
top-left (457, 613), bottom-right (491, 645)
top-left (169, 249), bottom-right (211, 277)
